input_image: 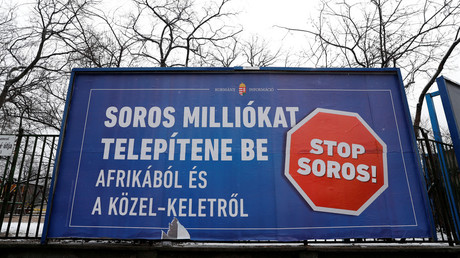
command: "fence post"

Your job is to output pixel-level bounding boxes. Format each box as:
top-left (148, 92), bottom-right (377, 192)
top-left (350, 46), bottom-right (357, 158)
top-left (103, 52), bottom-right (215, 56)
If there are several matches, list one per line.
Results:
top-left (0, 129), bottom-right (23, 226)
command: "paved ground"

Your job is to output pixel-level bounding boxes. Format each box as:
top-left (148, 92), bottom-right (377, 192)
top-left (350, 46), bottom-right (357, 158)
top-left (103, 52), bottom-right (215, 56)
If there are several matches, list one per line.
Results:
top-left (1, 215), bottom-right (44, 238)
top-left (2, 214), bottom-right (44, 223)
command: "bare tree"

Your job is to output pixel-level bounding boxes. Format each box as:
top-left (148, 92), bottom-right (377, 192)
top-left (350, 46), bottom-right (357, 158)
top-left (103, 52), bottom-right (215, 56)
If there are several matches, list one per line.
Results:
top-left (63, 4), bottom-right (138, 68)
top-left (129, 0), bottom-right (242, 67)
top-left (205, 36), bottom-right (241, 67)
top-left (279, 0), bottom-right (460, 134)
top-left (413, 29), bottom-right (460, 134)
top-left (0, 0), bottom-right (244, 132)
top-left (242, 36), bottom-right (281, 67)
top-left (204, 35), bottom-right (285, 67)
top-left (0, 0), bottom-right (92, 133)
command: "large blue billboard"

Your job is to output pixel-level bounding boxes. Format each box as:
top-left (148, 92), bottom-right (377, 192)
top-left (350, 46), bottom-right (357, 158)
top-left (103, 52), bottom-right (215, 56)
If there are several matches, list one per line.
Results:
top-left (44, 68), bottom-right (434, 241)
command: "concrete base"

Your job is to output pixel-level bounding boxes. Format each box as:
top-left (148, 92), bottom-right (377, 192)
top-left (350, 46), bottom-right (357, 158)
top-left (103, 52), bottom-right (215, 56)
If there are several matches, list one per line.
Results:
top-left (1, 241), bottom-right (460, 258)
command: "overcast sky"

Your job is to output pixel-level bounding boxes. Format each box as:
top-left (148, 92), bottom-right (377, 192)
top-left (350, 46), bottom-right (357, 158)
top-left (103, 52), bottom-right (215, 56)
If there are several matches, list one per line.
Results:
top-left (103, 0), bottom-right (459, 80)
top-left (228, 0), bottom-right (319, 40)
top-left (232, 0), bottom-right (459, 76)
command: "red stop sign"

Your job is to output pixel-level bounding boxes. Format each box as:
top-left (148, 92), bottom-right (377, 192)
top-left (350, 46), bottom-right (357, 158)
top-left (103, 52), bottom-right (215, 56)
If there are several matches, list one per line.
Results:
top-left (284, 108), bottom-right (387, 216)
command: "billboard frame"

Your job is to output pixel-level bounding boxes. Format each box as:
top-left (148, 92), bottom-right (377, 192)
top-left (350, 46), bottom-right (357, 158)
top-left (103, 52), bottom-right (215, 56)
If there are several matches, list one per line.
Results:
top-left (41, 67), bottom-right (434, 243)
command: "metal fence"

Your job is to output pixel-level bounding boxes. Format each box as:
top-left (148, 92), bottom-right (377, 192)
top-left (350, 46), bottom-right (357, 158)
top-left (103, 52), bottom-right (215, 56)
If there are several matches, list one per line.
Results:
top-left (0, 130), bottom-right (459, 245)
top-left (0, 132), bottom-right (59, 239)
top-left (418, 129), bottom-right (460, 244)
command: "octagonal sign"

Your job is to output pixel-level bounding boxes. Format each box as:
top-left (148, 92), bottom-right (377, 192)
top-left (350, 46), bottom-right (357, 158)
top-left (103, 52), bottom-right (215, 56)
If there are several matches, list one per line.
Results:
top-left (285, 108), bottom-right (388, 216)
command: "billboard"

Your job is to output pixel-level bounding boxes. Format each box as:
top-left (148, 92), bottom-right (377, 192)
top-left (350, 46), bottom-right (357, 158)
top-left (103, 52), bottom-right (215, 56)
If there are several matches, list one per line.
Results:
top-left (437, 76), bottom-right (460, 166)
top-left (43, 68), bottom-right (433, 241)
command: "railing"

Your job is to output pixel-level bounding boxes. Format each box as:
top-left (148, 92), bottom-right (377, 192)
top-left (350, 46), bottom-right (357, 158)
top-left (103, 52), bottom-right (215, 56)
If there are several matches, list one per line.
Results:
top-left (0, 131), bottom-right (459, 246)
top-left (418, 129), bottom-right (460, 244)
top-left (0, 132), bottom-right (59, 239)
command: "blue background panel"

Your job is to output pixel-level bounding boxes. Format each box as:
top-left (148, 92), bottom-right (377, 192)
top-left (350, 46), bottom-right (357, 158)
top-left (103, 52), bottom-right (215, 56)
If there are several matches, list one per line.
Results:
top-left (45, 68), bottom-right (433, 241)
